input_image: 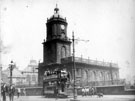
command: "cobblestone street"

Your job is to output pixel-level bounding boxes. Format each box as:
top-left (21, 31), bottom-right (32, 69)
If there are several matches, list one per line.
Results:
top-left (2, 95), bottom-right (135, 101)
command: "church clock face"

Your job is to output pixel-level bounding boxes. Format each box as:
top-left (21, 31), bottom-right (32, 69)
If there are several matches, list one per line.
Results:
top-left (61, 25), bottom-right (65, 30)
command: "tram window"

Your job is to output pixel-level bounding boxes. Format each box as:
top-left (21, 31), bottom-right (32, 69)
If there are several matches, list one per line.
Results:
top-left (62, 88), bottom-right (64, 92)
top-left (61, 82), bottom-right (65, 92)
top-left (46, 87), bottom-right (53, 90)
top-left (53, 71), bottom-right (57, 74)
top-left (61, 84), bottom-right (64, 92)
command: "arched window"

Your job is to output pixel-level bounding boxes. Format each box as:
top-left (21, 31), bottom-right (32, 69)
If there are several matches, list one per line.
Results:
top-left (93, 71), bottom-right (97, 81)
top-left (90, 71), bottom-right (94, 81)
top-left (99, 71), bottom-right (104, 81)
top-left (76, 69), bottom-right (81, 76)
top-left (101, 72), bottom-right (105, 81)
top-left (113, 72), bottom-right (118, 80)
top-left (105, 72), bottom-right (109, 81)
top-left (96, 71), bottom-right (100, 81)
top-left (88, 70), bottom-right (92, 82)
top-left (61, 46), bottom-right (66, 58)
top-left (106, 72), bottom-right (111, 81)
top-left (82, 70), bottom-right (87, 81)
top-left (91, 71), bottom-right (96, 81)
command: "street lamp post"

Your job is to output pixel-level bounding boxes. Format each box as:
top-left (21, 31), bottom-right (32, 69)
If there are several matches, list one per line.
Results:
top-left (9, 61), bottom-right (14, 86)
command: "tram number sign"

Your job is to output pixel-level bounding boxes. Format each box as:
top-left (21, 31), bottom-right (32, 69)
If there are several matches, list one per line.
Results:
top-left (43, 75), bottom-right (58, 80)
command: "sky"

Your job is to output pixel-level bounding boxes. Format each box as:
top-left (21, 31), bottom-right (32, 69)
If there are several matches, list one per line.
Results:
top-left (0, 0), bottom-right (135, 83)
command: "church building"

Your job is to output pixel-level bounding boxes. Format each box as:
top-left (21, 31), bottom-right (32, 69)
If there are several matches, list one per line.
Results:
top-left (38, 6), bottom-right (122, 87)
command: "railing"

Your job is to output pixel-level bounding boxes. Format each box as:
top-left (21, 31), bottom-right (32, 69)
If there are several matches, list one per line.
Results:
top-left (15, 83), bottom-right (40, 88)
top-left (46, 35), bottom-right (71, 42)
top-left (80, 79), bottom-right (125, 87)
top-left (61, 57), bottom-right (118, 68)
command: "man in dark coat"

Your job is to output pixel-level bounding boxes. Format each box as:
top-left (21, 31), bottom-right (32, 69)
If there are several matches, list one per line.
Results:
top-left (1, 83), bottom-right (8, 101)
top-left (8, 85), bottom-right (15, 101)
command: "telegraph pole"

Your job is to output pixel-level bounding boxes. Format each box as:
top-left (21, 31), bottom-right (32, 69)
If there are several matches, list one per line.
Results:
top-left (70, 31), bottom-right (78, 101)
top-left (72, 32), bottom-right (76, 100)
top-left (70, 31), bottom-right (89, 101)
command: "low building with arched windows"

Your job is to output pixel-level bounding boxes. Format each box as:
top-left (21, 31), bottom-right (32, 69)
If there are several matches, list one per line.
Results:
top-left (61, 57), bottom-right (122, 87)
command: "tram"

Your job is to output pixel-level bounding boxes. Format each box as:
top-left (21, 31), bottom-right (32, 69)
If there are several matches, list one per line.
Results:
top-left (43, 69), bottom-right (71, 98)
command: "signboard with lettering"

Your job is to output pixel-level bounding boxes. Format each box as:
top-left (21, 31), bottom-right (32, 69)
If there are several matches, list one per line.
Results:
top-left (43, 74), bottom-right (58, 80)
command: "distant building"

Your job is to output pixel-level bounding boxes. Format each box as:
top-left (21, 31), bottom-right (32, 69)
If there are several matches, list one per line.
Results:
top-left (1, 72), bottom-right (9, 84)
top-left (23, 60), bottom-right (38, 85)
top-left (38, 6), bottom-right (124, 87)
top-left (2, 60), bottom-right (38, 86)
top-left (2, 67), bottom-right (25, 85)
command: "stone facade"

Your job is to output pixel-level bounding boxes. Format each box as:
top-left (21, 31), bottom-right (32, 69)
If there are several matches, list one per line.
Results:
top-left (61, 57), bottom-right (120, 86)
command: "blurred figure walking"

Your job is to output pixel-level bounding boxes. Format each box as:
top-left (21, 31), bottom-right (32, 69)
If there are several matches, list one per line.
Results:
top-left (17, 88), bottom-right (21, 98)
top-left (82, 87), bottom-right (85, 96)
top-left (8, 85), bottom-right (15, 101)
top-left (1, 83), bottom-right (8, 101)
top-left (23, 88), bottom-right (26, 96)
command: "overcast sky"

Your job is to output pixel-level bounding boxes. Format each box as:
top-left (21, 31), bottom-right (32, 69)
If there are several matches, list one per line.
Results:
top-left (0, 0), bottom-right (135, 82)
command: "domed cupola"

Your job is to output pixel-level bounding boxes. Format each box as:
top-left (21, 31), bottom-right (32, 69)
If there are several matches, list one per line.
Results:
top-left (46, 5), bottom-right (68, 41)
top-left (48, 4), bottom-right (66, 22)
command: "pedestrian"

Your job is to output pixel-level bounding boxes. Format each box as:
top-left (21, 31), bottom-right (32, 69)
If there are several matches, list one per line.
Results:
top-left (81, 87), bottom-right (85, 97)
top-left (85, 87), bottom-right (89, 96)
top-left (94, 87), bottom-right (97, 95)
top-left (23, 88), bottom-right (26, 96)
top-left (1, 83), bottom-right (8, 101)
top-left (84, 88), bottom-right (87, 96)
top-left (54, 87), bottom-right (58, 100)
top-left (91, 87), bottom-right (94, 96)
top-left (89, 87), bottom-right (92, 96)
top-left (8, 84), bottom-right (15, 101)
top-left (17, 88), bottom-right (21, 98)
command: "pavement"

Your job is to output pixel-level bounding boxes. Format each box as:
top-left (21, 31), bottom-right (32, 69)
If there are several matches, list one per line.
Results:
top-left (1, 95), bottom-right (135, 101)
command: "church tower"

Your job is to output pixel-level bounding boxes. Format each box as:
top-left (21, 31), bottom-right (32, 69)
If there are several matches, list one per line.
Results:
top-left (43, 5), bottom-right (71, 64)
